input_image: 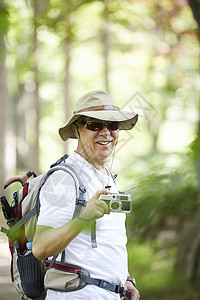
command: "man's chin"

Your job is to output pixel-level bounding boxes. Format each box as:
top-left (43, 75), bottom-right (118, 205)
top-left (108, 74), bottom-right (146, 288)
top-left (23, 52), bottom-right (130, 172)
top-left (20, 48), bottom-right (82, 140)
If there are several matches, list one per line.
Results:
top-left (95, 149), bottom-right (113, 160)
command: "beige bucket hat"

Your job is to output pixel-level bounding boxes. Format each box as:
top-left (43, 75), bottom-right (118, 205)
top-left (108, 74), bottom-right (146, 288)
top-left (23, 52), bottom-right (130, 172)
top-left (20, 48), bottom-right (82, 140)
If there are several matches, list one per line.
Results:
top-left (59, 90), bottom-right (138, 141)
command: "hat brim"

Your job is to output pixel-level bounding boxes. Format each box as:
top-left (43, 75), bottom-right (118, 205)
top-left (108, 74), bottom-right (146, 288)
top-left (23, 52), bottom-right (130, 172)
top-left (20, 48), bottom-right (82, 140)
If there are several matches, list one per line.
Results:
top-left (59, 110), bottom-right (138, 141)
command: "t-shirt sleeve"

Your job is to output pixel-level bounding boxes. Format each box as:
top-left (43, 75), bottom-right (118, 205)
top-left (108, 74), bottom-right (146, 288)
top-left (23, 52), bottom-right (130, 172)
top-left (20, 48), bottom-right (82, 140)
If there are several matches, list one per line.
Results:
top-left (37, 170), bottom-right (76, 228)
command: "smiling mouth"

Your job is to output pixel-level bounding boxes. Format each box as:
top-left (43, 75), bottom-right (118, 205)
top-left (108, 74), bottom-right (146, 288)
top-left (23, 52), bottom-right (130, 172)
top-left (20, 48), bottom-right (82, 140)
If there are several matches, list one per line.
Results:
top-left (96, 141), bottom-right (112, 146)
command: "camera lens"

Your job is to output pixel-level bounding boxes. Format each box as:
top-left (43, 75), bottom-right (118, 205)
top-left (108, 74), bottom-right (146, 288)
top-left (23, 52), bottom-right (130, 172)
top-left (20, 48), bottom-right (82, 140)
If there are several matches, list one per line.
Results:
top-left (110, 200), bottom-right (121, 212)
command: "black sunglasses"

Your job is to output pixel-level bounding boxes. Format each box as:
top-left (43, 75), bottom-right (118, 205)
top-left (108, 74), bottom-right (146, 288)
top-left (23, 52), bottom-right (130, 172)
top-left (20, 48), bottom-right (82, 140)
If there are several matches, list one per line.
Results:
top-left (81, 120), bottom-right (119, 131)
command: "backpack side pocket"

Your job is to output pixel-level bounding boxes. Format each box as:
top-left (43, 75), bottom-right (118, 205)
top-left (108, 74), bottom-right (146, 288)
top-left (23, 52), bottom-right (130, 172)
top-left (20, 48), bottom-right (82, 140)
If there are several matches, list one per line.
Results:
top-left (17, 252), bottom-right (43, 299)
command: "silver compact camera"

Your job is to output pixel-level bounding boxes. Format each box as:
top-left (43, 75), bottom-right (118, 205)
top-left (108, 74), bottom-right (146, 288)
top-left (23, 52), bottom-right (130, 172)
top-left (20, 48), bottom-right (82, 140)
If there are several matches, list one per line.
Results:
top-left (99, 193), bottom-right (132, 213)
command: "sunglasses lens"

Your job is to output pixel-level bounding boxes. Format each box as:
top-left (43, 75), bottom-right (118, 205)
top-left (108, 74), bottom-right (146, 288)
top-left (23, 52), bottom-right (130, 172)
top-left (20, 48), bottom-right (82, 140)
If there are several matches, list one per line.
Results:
top-left (107, 122), bottom-right (119, 131)
top-left (86, 122), bottom-right (103, 131)
top-left (85, 121), bottom-right (119, 131)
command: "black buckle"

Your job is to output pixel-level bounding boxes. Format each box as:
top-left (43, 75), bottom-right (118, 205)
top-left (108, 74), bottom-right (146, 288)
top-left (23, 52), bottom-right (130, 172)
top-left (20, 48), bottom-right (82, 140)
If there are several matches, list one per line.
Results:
top-left (115, 285), bottom-right (126, 296)
top-left (50, 154), bottom-right (69, 168)
top-left (79, 187), bottom-right (86, 193)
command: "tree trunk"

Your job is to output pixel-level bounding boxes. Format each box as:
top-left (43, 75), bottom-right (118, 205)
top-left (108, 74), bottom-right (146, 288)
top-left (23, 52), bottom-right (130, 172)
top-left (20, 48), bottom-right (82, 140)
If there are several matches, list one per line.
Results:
top-left (0, 36), bottom-right (8, 195)
top-left (0, 31), bottom-right (15, 196)
top-left (188, 0), bottom-right (200, 38)
top-left (14, 1), bottom-right (40, 173)
top-left (32, 0), bottom-right (40, 173)
top-left (102, 0), bottom-right (110, 92)
top-left (175, 205), bottom-right (200, 282)
top-left (64, 43), bottom-right (71, 154)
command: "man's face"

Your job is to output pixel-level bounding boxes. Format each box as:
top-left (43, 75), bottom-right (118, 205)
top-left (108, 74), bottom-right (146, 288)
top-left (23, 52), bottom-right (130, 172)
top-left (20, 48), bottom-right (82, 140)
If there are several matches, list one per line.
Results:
top-left (77, 117), bottom-right (119, 161)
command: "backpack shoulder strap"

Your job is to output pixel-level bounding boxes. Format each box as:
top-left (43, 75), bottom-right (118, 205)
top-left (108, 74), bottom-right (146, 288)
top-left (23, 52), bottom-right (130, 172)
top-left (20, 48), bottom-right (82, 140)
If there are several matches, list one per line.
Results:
top-left (42, 163), bottom-right (87, 218)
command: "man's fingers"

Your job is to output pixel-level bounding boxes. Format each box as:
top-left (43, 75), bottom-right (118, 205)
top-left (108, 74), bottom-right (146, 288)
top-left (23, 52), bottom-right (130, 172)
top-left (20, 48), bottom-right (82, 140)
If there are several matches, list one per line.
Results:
top-left (83, 189), bottom-right (111, 220)
top-left (92, 189), bottom-right (110, 215)
top-left (96, 199), bottom-right (110, 214)
top-left (95, 189), bottom-right (110, 199)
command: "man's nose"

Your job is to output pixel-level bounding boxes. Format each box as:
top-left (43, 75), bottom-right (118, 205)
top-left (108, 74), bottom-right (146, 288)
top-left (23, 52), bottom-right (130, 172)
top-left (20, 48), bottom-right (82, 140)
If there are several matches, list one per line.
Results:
top-left (99, 125), bottom-right (110, 135)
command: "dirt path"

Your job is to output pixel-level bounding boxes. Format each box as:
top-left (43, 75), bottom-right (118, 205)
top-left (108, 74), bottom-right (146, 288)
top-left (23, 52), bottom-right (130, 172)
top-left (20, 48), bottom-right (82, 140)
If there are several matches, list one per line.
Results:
top-left (0, 215), bottom-right (19, 299)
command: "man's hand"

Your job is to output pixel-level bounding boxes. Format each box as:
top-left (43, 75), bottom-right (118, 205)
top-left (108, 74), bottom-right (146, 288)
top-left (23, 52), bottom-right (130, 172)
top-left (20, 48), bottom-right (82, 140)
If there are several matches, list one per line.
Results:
top-left (79, 189), bottom-right (110, 220)
top-left (121, 280), bottom-right (140, 300)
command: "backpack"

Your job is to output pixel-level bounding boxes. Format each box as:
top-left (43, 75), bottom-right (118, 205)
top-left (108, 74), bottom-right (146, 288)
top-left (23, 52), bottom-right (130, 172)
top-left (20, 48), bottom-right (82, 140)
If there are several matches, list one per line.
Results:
top-left (0, 154), bottom-right (87, 300)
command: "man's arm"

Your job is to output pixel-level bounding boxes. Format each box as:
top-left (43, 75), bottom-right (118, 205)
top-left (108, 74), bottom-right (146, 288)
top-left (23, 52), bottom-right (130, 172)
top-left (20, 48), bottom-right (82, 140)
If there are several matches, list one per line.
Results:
top-left (32, 189), bottom-right (109, 260)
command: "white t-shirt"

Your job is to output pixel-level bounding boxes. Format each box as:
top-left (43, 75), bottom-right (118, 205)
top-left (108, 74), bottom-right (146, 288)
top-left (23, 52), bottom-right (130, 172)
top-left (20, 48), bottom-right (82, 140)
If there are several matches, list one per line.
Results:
top-left (37, 152), bottom-right (128, 299)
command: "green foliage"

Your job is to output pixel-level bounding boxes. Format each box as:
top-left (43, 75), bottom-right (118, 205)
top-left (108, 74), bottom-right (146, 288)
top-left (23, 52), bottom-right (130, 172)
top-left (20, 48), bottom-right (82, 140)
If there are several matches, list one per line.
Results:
top-left (0, 2), bottom-right (9, 35)
top-left (126, 155), bottom-right (199, 239)
top-left (4, 0), bottom-right (199, 164)
top-left (127, 241), bottom-right (200, 299)
top-left (190, 130), bottom-right (200, 177)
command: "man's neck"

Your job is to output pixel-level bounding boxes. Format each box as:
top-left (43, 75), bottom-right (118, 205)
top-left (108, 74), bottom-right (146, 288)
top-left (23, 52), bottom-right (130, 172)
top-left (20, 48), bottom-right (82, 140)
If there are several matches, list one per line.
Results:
top-left (75, 149), bottom-right (107, 174)
top-left (91, 159), bottom-right (107, 174)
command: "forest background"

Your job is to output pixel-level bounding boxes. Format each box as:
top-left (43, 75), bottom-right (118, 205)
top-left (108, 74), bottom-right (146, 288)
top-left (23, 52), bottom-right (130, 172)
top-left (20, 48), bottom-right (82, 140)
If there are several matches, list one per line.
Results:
top-left (0, 0), bottom-right (200, 299)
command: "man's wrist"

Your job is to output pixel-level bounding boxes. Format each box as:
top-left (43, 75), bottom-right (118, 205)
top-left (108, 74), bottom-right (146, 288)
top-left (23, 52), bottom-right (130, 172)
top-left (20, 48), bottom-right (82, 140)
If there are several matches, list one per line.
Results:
top-left (76, 216), bottom-right (94, 222)
top-left (126, 275), bottom-right (136, 288)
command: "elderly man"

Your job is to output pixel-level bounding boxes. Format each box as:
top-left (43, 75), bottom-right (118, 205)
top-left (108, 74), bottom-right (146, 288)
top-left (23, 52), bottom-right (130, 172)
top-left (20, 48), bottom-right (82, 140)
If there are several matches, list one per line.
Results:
top-left (33, 90), bottom-right (140, 300)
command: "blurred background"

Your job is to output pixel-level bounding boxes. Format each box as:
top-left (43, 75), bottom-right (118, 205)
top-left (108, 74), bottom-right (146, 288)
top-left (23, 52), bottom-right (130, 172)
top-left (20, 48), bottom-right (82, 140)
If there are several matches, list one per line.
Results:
top-left (0, 0), bottom-right (199, 299)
